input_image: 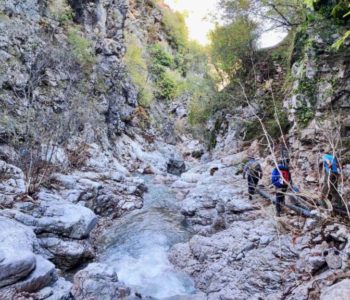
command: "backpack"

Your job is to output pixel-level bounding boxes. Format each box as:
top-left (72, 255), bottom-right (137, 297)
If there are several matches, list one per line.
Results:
top-left (272, 166), bottom-right (290, 188)
top-left (280, 169), bottom-right (290, 183)
top-left (248, 160), bottom-right (261, 178)
top-left (323, 154), bottom-right (340, 174)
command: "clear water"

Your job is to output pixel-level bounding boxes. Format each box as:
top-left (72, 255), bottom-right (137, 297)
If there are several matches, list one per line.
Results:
top-left (98, 176), bottom-right (195, 299)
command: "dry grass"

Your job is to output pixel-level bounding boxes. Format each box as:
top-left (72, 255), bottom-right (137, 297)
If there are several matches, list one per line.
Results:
top-left (65, 142), bottom-right (91, 170)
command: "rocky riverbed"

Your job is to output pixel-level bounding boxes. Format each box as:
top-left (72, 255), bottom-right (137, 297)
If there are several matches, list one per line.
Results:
top-left (0, 120), bottom-right (205, 297)
top-left (167, 153), bottom-right (350, 300)
top-left (1, 136), bottom-right (350, 299)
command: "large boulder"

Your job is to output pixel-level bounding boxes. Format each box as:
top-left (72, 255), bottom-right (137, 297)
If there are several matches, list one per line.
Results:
top-left (77, 184), bottom-right (145, 218)
top-left (0, 216), bottom-right (58, 296)
top-left (51, 172), bottom-right (145, 218)
top-left (0, 216), bottom-right (37, 288)
top-left (169, 221), bottom-right (295, 299)
top-left (71, 263), bottom-right (130, 300)
top-left (1, 197), bottom-right (97, 239)
top-left (39, 237), bottom-right (95, 270)
top-left (3, 255), bottom-right (56, 294)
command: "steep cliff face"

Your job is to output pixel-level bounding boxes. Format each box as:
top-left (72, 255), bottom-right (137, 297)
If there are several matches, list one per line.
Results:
top-left (0, 0), bottom-right (135, 143)
top-left (0, 0), bottom-right (154, 217)
top-left (0, 0), bottom-right (189, 195)
top-left (286, 16), bottom-right (350, 194)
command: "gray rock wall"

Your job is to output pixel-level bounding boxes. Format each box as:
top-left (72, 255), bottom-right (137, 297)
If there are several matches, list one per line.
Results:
top-left (0, 0), bottom-right (137, 151)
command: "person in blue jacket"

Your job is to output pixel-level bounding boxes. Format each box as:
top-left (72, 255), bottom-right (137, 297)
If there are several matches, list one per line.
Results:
top-left (271, 160), bottom-right (292, 217)
top-left (321, 153), bottom-right (342, 208)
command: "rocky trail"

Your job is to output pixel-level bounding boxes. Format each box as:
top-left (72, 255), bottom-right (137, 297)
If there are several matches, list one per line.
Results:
top-left (1, 133), bottom-right (350, 300)
top-left (168, 154), bottom-right (350, 300)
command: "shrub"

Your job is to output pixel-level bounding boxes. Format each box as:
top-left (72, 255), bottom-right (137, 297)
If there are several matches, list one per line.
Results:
top-left (188, 95), bottom-right (211, 126)
top-left (133, 106), bottom-right (150, 130)
top-left (333, 30), bottom-right (350, 49)
top-left (266, 110), bottom-right (290, 139)
top-left (49, 0), bottom-right (74, 26)
top-left (67, 27), bottom-right (96, 67)
top-left (124, 35), bottom-right (154, 107)
top-left (0, 163), bottom-right (11, 182)
top-left (331, 2), bottom-right (350, 20)
top-left (2, 46), bottom-right (100, 196)
top-left (65, 142), bottom-right (91, 169)
top-left (296, 106), bottom-right (315, 128)
top-left (160, 7), bottom-right (188, 49)
top-left (156, 69), bottom-right (180, 100)
top-left (179, 41), bottom-right (208, 75)
top-left (58, 9), bottom-right (74, 26)
top-left (150, 43), bottom-right (174, 68)
top-left (187, 75), bottom-right (216, 126)
top-left (174, 51), bottom-right (187, 75)
top-left (244, 119), bottom-right (262, 141)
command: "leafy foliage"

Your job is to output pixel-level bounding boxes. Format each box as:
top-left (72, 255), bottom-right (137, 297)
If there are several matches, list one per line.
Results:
top-left (187, 75), bottom-right (216, 126)
top-left (209, 17), bottom-right (257, 78)
top-left (218, 0), bottom-right (305, 29)
top-left (49, 0), bottom-right (74, 26)
top-left (124, 35), bottom-right (154, 107)
top-left (67, 28), bottom-right (95, 67)
top-left (333, 30), bottom-right (350, 49)
top-left (332, 2), bottom-right (350, 49)
top-left (303, 0), bottom-right (350, 49)
top-left (150, 44), bottom-right (174, 68)
top-left (183, 44), bottom-right (217, 126)
top-left (296, 106), bottom-right (315, 127)
top-left (148, 43), bottom-right (187, 101)
top-left (159, 6), bottom-right (188, 49)
top-left (304, 0), bottom-right (316, 8)
top-left (155, 69), bottom-right (183, 100)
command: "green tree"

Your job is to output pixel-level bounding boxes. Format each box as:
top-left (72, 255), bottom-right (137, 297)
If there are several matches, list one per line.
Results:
top-left (304, 0), bottom-right (350, 49)
top-left (209, 17), bottom-right (258, 79)
top-left (218, 0), bottom-right (305, 29)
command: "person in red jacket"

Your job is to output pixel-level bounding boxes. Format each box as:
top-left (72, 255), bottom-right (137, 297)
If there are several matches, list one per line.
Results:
top-left (271, 160), bottom-right (292, 217)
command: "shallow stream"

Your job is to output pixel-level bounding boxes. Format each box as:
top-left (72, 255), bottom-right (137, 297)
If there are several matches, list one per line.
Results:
top-left (98, 176), bottom-right (195, 299)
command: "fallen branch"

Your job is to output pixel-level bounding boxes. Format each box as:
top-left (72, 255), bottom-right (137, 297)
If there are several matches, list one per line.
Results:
top-left (256, 186), bottom-right (314, 218)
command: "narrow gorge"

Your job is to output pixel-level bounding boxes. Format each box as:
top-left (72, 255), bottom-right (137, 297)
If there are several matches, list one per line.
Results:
top-left (1, 0), bottom-right (350, 299)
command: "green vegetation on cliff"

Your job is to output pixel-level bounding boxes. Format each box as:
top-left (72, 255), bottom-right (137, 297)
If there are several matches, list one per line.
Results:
top-left (200, 0), bottom-right (350, 143)
top-left (124, 35), bottom-right (154, 107)
top-left (124, 1), bottom-right (216, 116)
top-left (67, 27), bottom-right (95, 67)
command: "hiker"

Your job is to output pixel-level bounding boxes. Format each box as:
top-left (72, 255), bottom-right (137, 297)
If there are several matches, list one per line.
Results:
top-left (321, 152), bottom-right (342, 208)
top-left (243, 157), bottom-right (263, 200)
top-left (271, 160), bottom-right (292, 217)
